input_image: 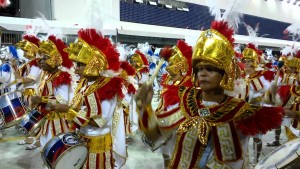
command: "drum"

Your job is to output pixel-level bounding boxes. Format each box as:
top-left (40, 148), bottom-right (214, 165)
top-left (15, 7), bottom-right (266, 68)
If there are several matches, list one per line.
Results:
top-left (42, 133), bottom-right (88, 169)
top-left (0, 91), bottom-right (27, 129)
top-left (16, 109), bottom-right (45, 136)
top-left (255, 138), bottom-right (300, 169)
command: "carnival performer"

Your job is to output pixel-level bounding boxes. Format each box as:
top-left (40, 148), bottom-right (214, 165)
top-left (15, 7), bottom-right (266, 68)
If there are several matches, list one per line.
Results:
top-left (238, 43), bottom-right (278, 164)
top-left (0, 45), bottom-right (18, 139)
top-left (130, 50), bottom-right (149, 87)
top-left (29, 35), bottom-right (73, 150)
top-left (9, 34), bottom-right (42, 146)
top-left (53, 28), bottom-right (127, 169)
top-left (135, 19), bottom-right (283, 168)
top-left (119, 61), bottom-right (139, 140)
top-left (268, 48), bottom-right (300, 144)
top-left (147, 40), bottom-right (193, 169)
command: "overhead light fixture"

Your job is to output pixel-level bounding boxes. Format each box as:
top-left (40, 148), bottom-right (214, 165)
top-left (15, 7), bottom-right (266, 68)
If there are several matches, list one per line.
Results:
top-left (135, 0), bottom-right (144, 3)
top-left (148, 0), bottom-right (157, 5)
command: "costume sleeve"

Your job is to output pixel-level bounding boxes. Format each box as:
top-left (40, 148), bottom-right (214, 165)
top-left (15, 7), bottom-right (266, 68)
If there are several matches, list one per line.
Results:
top-left (91, 97), bottom-right (117, 128)
top-left (0, 71), bottom-right (10, 83)
top-left (27, 65), bottom-right (41, 81)
top-left (235, 104), bottom-right (283, 136)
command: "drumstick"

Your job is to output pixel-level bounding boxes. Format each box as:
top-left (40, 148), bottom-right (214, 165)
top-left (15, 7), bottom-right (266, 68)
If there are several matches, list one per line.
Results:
top-left (146, 47), bottom-right (173, 86)
top-left (274, 59), bottom-right (284, 86)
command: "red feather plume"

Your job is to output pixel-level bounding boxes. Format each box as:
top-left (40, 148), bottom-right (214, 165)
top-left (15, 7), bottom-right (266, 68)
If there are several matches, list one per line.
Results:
top-left (176, 40), bottom-right (192, 74)
top-left (236, 106), bottom-right (283, 135)
top-left (0, 0), bottom-right (8, 7)
top-left (277, 85), bottom-right (291, 104)
top-left (246, 43), bottom-right (262, 56)
top-left (262, 70), bottom-right (274, 81)
top-left (23, 35), bottom-right (40, 47)
top-left (52, 71), bottom-right (72, 88)
top-left (161, 85), bottom-right (180, 109)
top-left (295, 50), bottom-right (300, 59)
top-left (48, 35), bottom-right (73, 69)
top-left (135, 50), bottom-right (149, 66)
top-left (78, 29), bottom-right (120, 71)
top-left (96, 77), bottom-right (125, 100)
top-left (160, 47), bottom-right (173, 61)
top-left (121, 61), bottom-right (136, 76)
top-left (211, 21), bottom-right (234, 46)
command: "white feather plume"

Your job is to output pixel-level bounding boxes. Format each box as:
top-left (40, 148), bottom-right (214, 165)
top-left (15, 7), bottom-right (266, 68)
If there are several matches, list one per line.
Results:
top-left (116, 43), bottom-right (127, 61)
top-left (281, 45), bottom-right (297, 58)
top-left (284, 24), bottom-right (300, 41)
top-left (83, 0), bottom-right (104, 33)
top-left (207, 0), bottom-right (243, 32)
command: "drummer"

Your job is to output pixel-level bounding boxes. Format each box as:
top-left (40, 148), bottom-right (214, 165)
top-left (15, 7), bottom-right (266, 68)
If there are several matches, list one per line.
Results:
top-left (8, 35), bottom-right (43, 146)
top-left (52, 28), bottom-right (127, 169)
top-left (29, 34), bottom-right (74, 150)
top-left (0, 45), bottom-right (19, 139)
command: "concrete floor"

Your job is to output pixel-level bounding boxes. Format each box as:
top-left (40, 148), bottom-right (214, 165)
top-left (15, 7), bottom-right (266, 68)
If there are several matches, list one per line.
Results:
top-left (0, 97), bottom-right (292, 169)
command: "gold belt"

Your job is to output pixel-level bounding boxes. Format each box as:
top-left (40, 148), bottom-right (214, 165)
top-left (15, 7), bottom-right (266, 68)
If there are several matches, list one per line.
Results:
top-left (81, 133), bottom-right (112, 153)
top-left (23, 88), bottom-right (36, 96)
top-left (45, 112), bottom-right (61, 120)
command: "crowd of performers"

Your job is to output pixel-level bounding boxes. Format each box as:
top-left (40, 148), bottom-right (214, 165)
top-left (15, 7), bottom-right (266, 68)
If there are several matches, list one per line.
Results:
top-left (1, 19), bottom-right (300, 169)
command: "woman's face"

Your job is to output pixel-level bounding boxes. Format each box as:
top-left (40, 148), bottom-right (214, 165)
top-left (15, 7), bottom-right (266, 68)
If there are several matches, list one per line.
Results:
top-left (74, 62), bottom-right (86, 76)
top-left (196, 64), bottom-right (224, 91)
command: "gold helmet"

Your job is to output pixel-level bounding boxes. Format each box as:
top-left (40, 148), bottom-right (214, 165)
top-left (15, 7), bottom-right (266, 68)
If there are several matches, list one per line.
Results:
top-left (16, 35), bottom-right (40, 59)
top-left (130, 50), bottom-right (149, 73)
top-left (39, 35), bottom-right (73, 69)
top-left (166, 40), bottom-right (192, 76)
top-left (241, 43), bottom-right (262, 67)
top-left (192, 21), bottom-right (236, 91)
top-left (66, 28), bottom-right (120, 77)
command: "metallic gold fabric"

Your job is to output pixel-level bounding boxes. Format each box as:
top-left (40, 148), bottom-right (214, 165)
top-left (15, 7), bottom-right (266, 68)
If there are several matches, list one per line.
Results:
top-left (23, 88), bottom-right (36, 96)
top-left (130, 53), bottom-right (144, 70)
top-left (81, 133), bottom-right (112, 153)
top-left (66, 38), bottom-right (108, 77)
top-left (192, 29), bottom-right (235, 91)
top-left (16, 40), bottom-right (39, 59)
top-left (166, 46), bottom-right (189, 75)
top-left (45, 112), bottom-right (61, 120)
top-left (242, 48), bottom-right (259, 66)
top-left (39, 40), bottom-right (62, 68)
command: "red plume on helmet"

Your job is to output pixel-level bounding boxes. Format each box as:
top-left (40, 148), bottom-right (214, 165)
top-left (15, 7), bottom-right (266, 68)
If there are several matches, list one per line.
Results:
top-left (176, 40), bottom-right (193, 74)
top-left (134, 50), bottom-right (149, 73)
top-left (120, 61), bottom-right (136, 76)
top-left (160, 47), bottom-right (173, 61)
top-left (48, 35), bottom-right (73, 69)
top-left (23, 35), bottom-right (40, 47)
top-left (78, 28), bottom-right (121, 71)
top-left (211, 21), bottom-right (235, 46)
top-left (246, 43), bottom-right (263, 56)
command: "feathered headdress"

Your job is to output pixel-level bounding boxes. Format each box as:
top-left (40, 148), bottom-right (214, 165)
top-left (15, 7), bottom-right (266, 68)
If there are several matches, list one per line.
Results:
top-left (39, 35), bottom-right (73, 69)
top-left (192, 0), bottom-right (243, 91)
top-left (130, 50), bottom-right (149, 73)
top-left (280, 45), bottom-right (300, 69)
top-left (66, 0), bottom-right (121, 77)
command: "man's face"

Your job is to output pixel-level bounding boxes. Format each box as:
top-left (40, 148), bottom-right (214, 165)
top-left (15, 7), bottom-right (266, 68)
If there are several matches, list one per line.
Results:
top-left (39, 54), bottom-right (53, 71)
top-left (74, 62), bottom-right (86, 76)
top-left (242, 59), bottom-right (255, 72)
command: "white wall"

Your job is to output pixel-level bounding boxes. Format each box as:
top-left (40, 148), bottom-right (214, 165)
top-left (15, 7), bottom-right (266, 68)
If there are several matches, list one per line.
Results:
top-left (180, 0), bottom-right (300, 24)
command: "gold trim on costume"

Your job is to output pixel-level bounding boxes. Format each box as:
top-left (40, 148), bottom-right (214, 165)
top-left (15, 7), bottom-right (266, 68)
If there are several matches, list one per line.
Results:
top-left (81, 133), bottom-right (112, 153)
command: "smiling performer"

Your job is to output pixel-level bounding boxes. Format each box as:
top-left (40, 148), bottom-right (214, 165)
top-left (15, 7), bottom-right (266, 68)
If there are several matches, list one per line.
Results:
top-left (30, 34), bottom-right (73, 150)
